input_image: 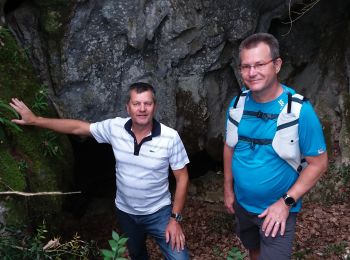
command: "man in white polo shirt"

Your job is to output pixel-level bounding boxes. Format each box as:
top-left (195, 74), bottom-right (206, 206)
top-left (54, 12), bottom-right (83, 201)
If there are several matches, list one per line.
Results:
top-left (10, 82), bottom-right (190, 260)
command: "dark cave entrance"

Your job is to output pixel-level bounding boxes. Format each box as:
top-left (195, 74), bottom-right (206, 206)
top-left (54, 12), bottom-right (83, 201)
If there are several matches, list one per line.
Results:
top-left (66, 137), bottom-right (220, 216)
top-left (66, 137), bottom-right (116, 216)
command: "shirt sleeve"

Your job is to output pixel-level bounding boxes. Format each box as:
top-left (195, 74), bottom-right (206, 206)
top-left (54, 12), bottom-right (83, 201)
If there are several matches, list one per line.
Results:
top-left (298, 101), bottom-right (327, 156)
top-left (169, 132), bottom-right (190, 170)
top-left (90, 118), bottom-right (114, 144)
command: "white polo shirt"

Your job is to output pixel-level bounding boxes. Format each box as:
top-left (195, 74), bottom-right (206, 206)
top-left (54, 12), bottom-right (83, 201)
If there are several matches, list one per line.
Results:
top-left (90, 117), bottom-right (189, 215)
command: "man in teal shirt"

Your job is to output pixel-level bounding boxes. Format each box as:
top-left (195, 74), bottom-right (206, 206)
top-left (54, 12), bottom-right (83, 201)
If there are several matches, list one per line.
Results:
top-left (224, 33), bottom-right (328, 259)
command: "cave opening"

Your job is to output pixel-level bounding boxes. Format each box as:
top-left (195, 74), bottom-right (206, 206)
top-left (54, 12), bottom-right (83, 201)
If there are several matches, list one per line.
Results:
top-left (65, 136), bottom-right (221, 217)
top-left (65, 137), bottom-right (116, 217)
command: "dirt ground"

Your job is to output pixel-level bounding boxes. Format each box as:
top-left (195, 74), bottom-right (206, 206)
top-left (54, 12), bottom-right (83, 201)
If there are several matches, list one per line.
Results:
top-left (61, 197), bottom-right (350, 259)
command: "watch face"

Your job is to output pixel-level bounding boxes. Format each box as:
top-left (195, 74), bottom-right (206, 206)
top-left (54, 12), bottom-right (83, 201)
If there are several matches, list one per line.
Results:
top-left (284, 196), bottom-right (295, 206)
top-left (171, 213), bottom-right (183, 222)
top-left (176, 214), bottom-right (183, 222)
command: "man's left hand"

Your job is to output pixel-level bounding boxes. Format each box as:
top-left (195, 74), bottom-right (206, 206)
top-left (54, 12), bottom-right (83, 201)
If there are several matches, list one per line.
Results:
top-left (258, 198), bottom-right (290, 237)
top-left (165, 219), bottom-right (186, 252)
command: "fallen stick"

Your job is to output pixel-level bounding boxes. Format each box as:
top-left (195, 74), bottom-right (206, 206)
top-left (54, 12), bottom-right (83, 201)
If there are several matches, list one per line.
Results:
top-left (0, 191), bottom-right (81, 196)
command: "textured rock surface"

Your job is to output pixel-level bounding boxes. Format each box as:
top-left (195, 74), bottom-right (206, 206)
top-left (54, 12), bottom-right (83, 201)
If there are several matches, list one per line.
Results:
top-left (4, 0), bottom-right (350, 165)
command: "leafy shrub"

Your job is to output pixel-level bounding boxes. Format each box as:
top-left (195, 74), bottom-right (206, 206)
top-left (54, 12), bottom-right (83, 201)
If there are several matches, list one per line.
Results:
top-left (41, 131), bottom-right (62, 157)
top-left (32, 86), bottom-right (49, 114)
top-left (101, 230), bottom-right (128, 260)
top-left (226, 246), bottom-right (247, 260)
top-left (0, 221), bottom-right (99, 259)
top-left (0, 99), bottom-right (22, 142)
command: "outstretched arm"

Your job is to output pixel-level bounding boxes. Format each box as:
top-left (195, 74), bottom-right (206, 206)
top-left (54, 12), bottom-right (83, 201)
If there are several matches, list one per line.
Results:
top-left (165, 166), bottom-right (189, 252)
top-left (10, 98), bottom-right (91, 136)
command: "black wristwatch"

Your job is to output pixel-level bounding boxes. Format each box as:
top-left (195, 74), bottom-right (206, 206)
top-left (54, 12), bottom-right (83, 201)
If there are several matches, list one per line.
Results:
top-left (283, 194), bottom-right (296, 207)
top-left (171, 212), bottom-right (183, 222)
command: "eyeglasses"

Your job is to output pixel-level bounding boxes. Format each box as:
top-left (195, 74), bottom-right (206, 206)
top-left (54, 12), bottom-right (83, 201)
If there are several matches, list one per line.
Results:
top-left (239, 58), bottom-right (278, 73)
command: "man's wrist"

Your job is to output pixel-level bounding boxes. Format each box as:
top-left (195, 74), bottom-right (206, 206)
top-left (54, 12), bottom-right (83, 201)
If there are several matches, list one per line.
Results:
top-left (171, 212), bottom-right (183, 222)
top-left (282, 193), bottom-right (296, 207)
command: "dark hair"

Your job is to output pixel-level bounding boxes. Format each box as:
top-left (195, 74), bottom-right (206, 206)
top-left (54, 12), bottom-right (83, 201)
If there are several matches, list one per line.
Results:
top-left (127, 82), bottom-right (156, 103)
top-left (239, 33), bottom-right (280, 60)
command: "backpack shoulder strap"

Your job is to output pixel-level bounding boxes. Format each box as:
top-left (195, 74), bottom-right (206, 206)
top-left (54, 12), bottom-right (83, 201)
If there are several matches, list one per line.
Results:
top-left (233, 89), bottom-right (249, 109)
top-left (287, 92), bottom-right (307, 114)
top-left (233, 91), bottom-right (242, 108)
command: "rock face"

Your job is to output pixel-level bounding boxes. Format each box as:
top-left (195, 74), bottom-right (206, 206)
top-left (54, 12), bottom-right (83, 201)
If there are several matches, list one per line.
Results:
top-left (4, 0), bottom-right (350, 166)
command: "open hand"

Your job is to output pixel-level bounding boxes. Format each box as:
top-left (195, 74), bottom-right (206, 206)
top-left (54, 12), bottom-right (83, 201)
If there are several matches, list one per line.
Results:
top-left (10, 98), bottom-right (37, 125)
top-left (165, 219), bottom-right (186, 252)
top-left (258, 198), bottom-right (290, 237)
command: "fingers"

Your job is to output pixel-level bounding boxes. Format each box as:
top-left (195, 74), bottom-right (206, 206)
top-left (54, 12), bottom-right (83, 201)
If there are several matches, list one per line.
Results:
top-left (11, 119), bottom-right (24, 125)
top-left (175, 233), bottom-right (186, 252)
top-left (178, 234), bottom-right (186, 252)
top-left (10, 98), bottom-right (21, 107)
top-left (172, 233), bottom-right (186, 252)
top-left (180, 234), bottom-right (185, 251)
top-left (225, 203), bottom-right (235, 214)
top-left (180, 234), bottom-right (185, 250)
top-left (280, 221), bottom-right (286, 236)
top-left (260, 199), bottom-right (290, 237)
top-left (10, 98), bottom-right (24, 114)
top-left (165, 231), bottom-right (170, 243)
top-left (9, 98), bottom-right (36, 125)
top-left (224, 196), bottom-right (235, 214)
top-left (270, 221), bottom-right (281, 238)
top-left (262, 218), bottom-right (285, 237)
top-left (171, 234), bottom-right (176, 250)
top-left (166, 227), bottom-right (186, 252)
top-left (258, 208), bottom-right (268, 218)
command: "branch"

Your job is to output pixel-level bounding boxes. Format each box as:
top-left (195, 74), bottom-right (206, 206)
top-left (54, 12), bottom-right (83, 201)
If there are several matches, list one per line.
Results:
top-left (0, 191), bottom-right (81, 196)
top-left (282, 0), bottom-right (321, 36)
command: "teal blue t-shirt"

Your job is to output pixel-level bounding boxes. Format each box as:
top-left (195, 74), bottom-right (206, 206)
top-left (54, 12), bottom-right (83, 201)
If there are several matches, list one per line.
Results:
top-left (226, 85), bottom-right (326, 214)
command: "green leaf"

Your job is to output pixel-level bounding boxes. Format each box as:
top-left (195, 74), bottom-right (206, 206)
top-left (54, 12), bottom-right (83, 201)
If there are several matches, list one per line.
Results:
top-left (0, 101), bottom-right (20, 119)
top-left (117, 247), bottom-right (126, 255)
top-left (108, 240), bottom-right (118, 251)
top-left (101, 249), bottom-right (114, 258)
top-left (112, 231), bottom-right (119, 241)
top-left (4, 120), bottom-right (22, 132)
top-left (118, 237), bottom-right (128, 245)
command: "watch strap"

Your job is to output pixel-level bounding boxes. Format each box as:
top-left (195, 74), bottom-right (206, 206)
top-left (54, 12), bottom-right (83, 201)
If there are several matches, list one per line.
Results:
top-left (171, 212), bottom-right (183, 222)
top-left (283, 193), bottom-right (296, 207)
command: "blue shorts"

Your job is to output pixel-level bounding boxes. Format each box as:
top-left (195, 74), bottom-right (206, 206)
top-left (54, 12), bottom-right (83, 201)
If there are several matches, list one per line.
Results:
top-left (116, 205), bottom-right (189, 260)
top-left (234, 201), bottom-right (297, 260)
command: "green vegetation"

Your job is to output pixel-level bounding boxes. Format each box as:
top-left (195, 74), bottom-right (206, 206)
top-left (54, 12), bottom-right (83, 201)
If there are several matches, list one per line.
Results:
top-left (293, 248), bottom-right (311, 260)
top-left (323, 241), bottom-right (348, 258)
top-left (0, 221), bottom-right (99, 259)
top-left (0, 24), bottom-right (75, 231)
top-left (226, 246), bottom-right (247, 260)
top-left (212, 245), bottom-right (247, 260)
top-left (101, 230), bottom-right (128, 260)
top-left (0, 99), bottom-right (22, 139)
top-left (29, 0), bottom-right (75, 38)
top-left (32, 86), bottom-right (49, 114)
top-left (41, 131), bottom-right (62, 157)
top-left (17, 159), bottom-right (29, 173)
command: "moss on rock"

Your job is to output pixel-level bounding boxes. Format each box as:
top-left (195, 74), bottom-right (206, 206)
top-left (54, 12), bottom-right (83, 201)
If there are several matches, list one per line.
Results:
top-left (33, 0), bottom-right (75, 38)
top-left (0, 26), bottom-right (75, 228)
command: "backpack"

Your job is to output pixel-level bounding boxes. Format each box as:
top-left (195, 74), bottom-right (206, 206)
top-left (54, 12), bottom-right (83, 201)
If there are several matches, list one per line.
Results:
top-left (226, 89), bottom-right (308, 173)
